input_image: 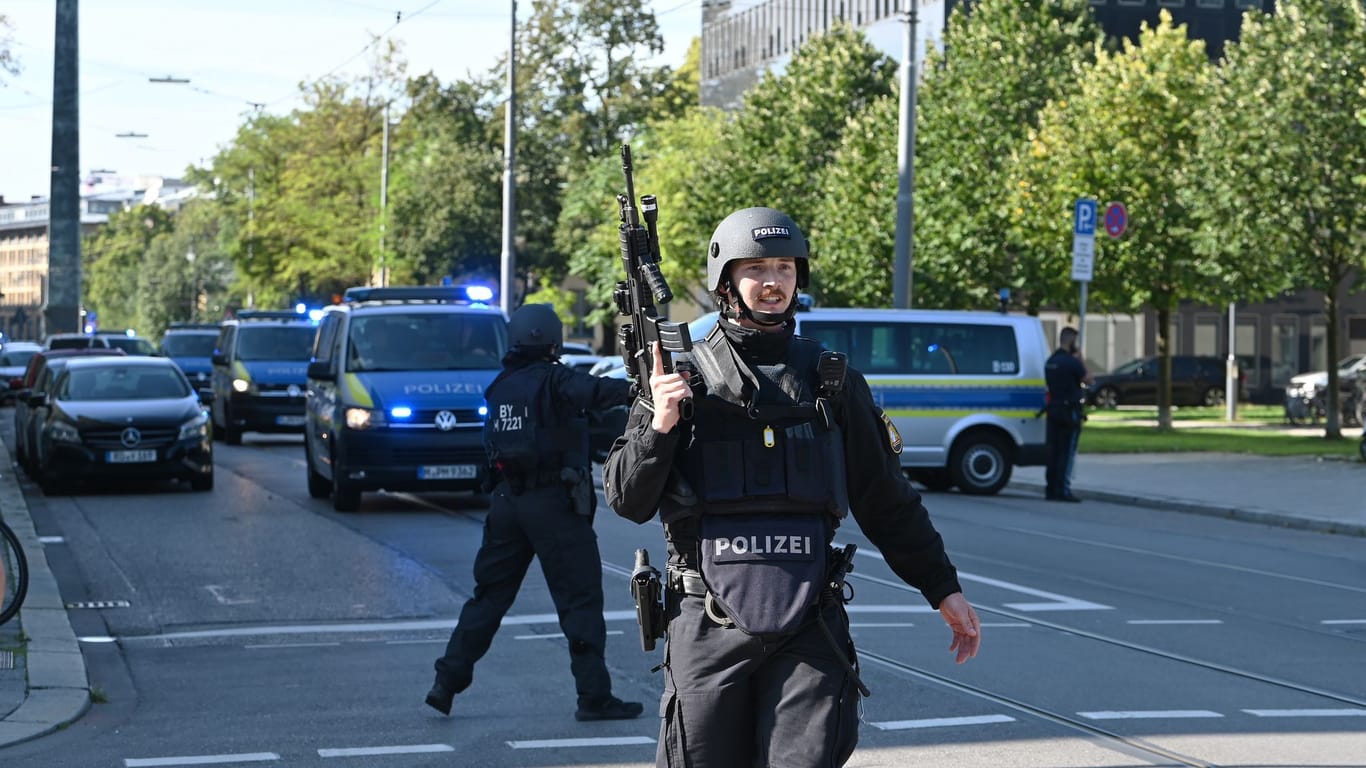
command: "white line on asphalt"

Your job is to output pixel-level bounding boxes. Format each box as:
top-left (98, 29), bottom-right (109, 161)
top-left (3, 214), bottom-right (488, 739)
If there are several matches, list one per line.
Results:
top-left (1078, 710), bottom-right (1223, 720)
top-left (385, 639), bottom-right (444, 645)
top-left (1126, 619), bottom-right (1223, 625)
top-left (244, 642), bottom-right (340, 649)
top-left (37, 535), bottom-right (64, 544)
top-left (77, 636), bottom-right (117, 643)
top-left (870, 714), bottom-right (1015, 730)
top-left (1322, 619), bottom-right (1366, 624)
top-left (507, 736), bottom-right (656, 749)
top-left (849, 622), bottom-right (916, 628)
top-left (123, 610), bottom-right (640, 642)
top-left (318, 744), bottom-right (455, 757)
top-left (981, 622), bottom-right (1032, 628)
top-left (514, 631), bottom-right (624, 640)
top-left (851, 549), bottom-right (1112, 612)
top-left (125, 753), bottom-right (280, 767)
top-left (1242, 709), bottom-right (1366, 718)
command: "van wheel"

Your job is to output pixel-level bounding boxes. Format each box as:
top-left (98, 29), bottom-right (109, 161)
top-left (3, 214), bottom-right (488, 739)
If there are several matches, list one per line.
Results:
top-left (1200, 386), bottom-right (1225, 407)
top-left (305, 439), bottom-right (332, 499)
top-left (1093, 386), bottom-right (1119, 409)
top-left (222, 406), bottom-right (243, 445)
top-left (949, 433), bottom-right (1012, 496)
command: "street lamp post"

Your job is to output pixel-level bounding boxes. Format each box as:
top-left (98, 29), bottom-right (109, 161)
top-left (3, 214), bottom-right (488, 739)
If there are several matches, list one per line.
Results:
top-left (186, 248), bottom-right (198, 321)
top-left (892, 0), bottom-right (919, 309)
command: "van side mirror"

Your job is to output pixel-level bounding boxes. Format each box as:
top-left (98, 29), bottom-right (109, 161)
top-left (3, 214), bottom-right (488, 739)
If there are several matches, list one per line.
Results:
top-left (211, 352), bottom-right (227, 366)
top-left (307, 360), bottom-right (335, 381)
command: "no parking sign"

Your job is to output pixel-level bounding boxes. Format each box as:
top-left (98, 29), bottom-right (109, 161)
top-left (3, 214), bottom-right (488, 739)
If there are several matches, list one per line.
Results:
top-left (1104, 201), bottom-right (1127, 238)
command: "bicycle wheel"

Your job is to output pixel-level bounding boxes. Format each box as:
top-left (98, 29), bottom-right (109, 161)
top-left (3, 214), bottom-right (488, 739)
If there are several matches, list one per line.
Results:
top-left (0, 520), bottom-right (29, 626)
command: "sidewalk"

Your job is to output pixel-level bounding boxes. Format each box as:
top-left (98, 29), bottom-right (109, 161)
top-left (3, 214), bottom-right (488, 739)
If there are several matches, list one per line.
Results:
top-left (0, 442), bottom-right (1362, 753)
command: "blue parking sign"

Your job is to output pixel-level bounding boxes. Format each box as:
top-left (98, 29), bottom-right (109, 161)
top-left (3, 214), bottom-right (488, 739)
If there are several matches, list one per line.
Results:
top-left (1074, 198), bottom-right (1097, 237)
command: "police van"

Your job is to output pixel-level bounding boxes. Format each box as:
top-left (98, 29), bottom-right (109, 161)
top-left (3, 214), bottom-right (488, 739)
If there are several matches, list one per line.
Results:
top-left (303, 286), bottom-right (507, 512)
top-left (679, 307), bottom-right (1049, 495)
top-left (211, 310), bottom-right (318, 444)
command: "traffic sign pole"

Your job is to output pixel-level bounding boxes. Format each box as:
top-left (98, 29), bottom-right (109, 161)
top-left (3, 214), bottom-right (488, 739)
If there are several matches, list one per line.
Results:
top-left (1072, 198), bottom-right (1097, 352)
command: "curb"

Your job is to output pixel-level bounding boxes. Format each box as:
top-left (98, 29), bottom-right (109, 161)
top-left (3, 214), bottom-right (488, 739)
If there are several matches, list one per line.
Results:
top-left (0, 438), bottom-right (90, 749)
top-left (1008, 479), bottom-right (1366, 538)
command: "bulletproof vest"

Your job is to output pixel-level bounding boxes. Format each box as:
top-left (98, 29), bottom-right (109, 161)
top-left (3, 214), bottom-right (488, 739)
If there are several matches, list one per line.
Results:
top-left (658, 326), bottom-right (849, 525)
top-left (483, 362), bottom-right (587, 476)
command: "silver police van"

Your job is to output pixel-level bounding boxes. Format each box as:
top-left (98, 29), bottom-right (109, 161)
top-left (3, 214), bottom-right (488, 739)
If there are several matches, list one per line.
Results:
top-left (680, 308), bottom-right (1049, 495)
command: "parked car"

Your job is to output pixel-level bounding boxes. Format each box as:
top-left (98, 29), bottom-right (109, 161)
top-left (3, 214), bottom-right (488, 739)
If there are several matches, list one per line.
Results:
top-left (44, 331), bottom-right (159, 356)
top-left (1283, 355), bottom-right (1366, 427)
top-left (28, 356), bottom-right (214, 495)
top-left (12, 348), bottom-right (127, 473)
top-left (0, 342), bottom-right (42, 405)
top-left (1088, 355), bottom-right (1245, 409)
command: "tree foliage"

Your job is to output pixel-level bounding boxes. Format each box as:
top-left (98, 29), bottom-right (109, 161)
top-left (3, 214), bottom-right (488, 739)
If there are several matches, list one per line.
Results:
top-left (84, 205), bottom-right (174, 331)
top-left (1196, 0), bottom-right (1366, 437)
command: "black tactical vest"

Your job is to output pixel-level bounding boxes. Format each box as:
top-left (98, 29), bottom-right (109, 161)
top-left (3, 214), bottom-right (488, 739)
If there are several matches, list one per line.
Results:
top-left (483, 362), bottom-right (587, 476)
top-left (657, 326), bottom-right (849, 525)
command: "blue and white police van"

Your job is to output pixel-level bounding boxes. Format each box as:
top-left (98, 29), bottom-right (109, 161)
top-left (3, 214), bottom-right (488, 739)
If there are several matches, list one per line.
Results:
top-left (303, 285), bottom-right (507, 512)
top-left (211, 310), bottom-right (318, 445)
top-left (669, 308), bottom-right (1049, 495)
top-left (160, 322), bottom-right (221, 387)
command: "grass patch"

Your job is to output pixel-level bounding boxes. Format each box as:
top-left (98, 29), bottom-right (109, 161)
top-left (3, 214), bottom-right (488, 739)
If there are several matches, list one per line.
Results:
top-left (1086, 404), bottom-right (1285, 424)
top-left (90, 686), bottom-right (108, 704)
top-left (1080, 423), bottom-right (1361, 457)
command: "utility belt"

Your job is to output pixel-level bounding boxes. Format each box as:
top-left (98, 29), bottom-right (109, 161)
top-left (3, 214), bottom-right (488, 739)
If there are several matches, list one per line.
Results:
top-left (504, 467), bottom-right (565, 494)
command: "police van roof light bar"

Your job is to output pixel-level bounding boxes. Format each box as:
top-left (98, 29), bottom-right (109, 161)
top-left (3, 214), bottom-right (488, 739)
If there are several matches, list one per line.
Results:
top-left (235, 310), bottom-right (312, 321)
top-left (343, 286), bottom-right (489, 304)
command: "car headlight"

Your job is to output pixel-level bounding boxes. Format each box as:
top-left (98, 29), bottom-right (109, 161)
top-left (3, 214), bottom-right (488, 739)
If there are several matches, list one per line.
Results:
top-left (231, 378), bottom-right (254, 394)
top-left (345, 407), bottom-right (386, 430)
top-left (178, 411), bottom-right (210, 440)
top-left (49, 420), bottom-right (81, 443)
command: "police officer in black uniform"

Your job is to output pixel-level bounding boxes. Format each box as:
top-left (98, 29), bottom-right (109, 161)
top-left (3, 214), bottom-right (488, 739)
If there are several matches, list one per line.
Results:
top-left (603, 207), bottom-right (981, 767)
top-left (1043, 326), bottom-right (1093, 502)
top-left (426, 304), bottom-right (643, 722)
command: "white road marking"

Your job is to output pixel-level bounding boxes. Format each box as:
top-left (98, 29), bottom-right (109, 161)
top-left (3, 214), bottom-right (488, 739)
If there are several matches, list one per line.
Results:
top-left (38, 535), bottom-right (64, 544)
top-left (204, 585), bottom-right (255, 606)
top-left (1322, 619), bottom-right (1366, 625)
top-left (1127, 619), bottom-right (1223, 625)
top-left (850, 622), bottom-right (916, 628)
top-left (318, 744), bottom-right (454, 757)
top-left (78, 636), bottom-right (117, 643)
top-left (514, 631), bottom-right (624, 640)
top-left (849, 549), bottom-right (1111, 611)
top-left (244, 642), bottom-right (340, 650)
top-left (1079, 710), bottom-right (1223, 720)
top-left (507, 736), bottom-right (655, 749)
top-left (125, 753), bottom-right (279, 767)
top-left (124, 610), bottom-right (639, 642)
top-left (1243, 709), bottom-right (1366, 718)
top-left (870, 714), bottom-right (1015, 730)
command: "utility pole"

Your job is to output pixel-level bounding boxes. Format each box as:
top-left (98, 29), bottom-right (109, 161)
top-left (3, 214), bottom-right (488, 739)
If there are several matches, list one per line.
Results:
top-left (46, 0), bottom-right (81, 336)
top-left (892, 0), bottom-right (919, 309)
top-left (378, 102), bottom-right (391, 288)
top-left (499, 0), bottom-right (517, 315)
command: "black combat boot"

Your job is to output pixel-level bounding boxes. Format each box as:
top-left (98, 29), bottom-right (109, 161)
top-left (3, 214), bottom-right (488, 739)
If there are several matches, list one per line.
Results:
top-left (425, 677), bottom-right (456, 716)
top-left (575, 695), bottom-right (645, 722)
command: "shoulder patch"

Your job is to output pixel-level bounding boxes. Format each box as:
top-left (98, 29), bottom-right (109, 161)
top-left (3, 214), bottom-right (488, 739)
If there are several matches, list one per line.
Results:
top-left (880, 410), bottom-right (902, 455)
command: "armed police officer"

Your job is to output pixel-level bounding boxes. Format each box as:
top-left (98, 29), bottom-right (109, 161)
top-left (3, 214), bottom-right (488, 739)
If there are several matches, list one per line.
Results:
top-left (1044, 326), bottom-right (1092, 502)
top-left (426, 304), bottom-right (644, 722)
top-left (603, 207), bottom-right (981, 767)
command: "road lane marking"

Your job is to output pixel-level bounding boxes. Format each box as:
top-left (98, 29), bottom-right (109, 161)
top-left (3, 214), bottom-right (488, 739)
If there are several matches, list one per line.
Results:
top-left (1079, 710), bottom-right (1223, 720)
top-left (507, 737), bottom-right (655, 749)
top-left (850, 549), bottom-right (1111, 611)
top-left (1322, 619), bottom-right (1366, 624)
top-left (318, 744), bottom-right (454, 757)
top-left (870, 714), bottom-right (1015, 730)
top-left (205, 585), bottom-right (256, 605)
top-left (244, 642), bottom-right (340, 649)
top-left (515, 631), bottom-right (624, 640)
top-left (1243, 709), bottom-right (1366, 718)
top-left (123, 610), bottom-right (640, 642)
top-left (125, 754), bottom-right (279, 767)
top-left (1127, 619), bottom-right (1223, 625)
top-left (38, 535), bottom-right (64, 544)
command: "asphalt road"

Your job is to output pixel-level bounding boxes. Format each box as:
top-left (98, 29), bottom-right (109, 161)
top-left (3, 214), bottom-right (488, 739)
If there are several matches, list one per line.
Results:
top-left (2, 427), bottom-right (1364, 768)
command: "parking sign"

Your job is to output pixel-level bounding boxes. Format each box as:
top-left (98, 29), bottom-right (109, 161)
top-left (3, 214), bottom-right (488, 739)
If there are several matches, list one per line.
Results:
top-left (1072, 198), bottom-right (1097, 282)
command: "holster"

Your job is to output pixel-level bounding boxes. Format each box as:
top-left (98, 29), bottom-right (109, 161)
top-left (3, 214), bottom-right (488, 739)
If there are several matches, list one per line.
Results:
top-left (561, 466), bottom-right (593, 516)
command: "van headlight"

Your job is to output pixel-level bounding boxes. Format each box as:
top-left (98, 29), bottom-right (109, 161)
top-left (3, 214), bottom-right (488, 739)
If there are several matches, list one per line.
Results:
top-left (179, 412), bottom-right (210, 440)
top-left (345, 407), bottom-right (386, 430)
top-left (231, 378), bottom-right (255, 394)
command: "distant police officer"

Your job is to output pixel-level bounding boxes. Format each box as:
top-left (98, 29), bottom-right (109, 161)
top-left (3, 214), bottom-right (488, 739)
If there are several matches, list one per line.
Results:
top-left (427, 304), bottom-right (643, 722)
top-left (604, 207), bottom-right (981, 767)
top-left (1044, 326), bottom-right (1093, 502)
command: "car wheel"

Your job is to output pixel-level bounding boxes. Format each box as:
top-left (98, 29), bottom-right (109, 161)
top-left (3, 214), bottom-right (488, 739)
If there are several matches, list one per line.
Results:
top-left (908, 468), bottom-right (954, 492)
top-left (1200, 386), bottom-right (1225, 408)
top-left (948, 432), bottom-right (1012, 496)
top-left (36, 464), bottom-right (63, 496)
top-left (304, 438), bottom-right (332, 499)
top-left (1093, 386), bottom-right (1119, 409)
top-left (190, 471), bottom-right (214, 492)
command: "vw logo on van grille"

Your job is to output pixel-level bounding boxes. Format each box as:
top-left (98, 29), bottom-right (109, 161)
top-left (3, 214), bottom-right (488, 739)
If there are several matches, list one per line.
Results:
top-left (120, 427), bottom-right (142, 447)
top-left (434, 411), bottom-right (458, 431)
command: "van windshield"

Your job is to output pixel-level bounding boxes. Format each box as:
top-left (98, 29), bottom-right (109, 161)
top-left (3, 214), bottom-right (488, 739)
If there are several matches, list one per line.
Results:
top-left (236, 325), bottom-right (316, 362)
top-left (346, 313), bottom-right (507, 372)
top-left (161, 334), bottom-right (218, 357)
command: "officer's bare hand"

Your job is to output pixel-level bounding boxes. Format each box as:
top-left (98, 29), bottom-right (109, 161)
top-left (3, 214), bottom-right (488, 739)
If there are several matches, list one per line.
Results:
top-left (649, 342), bottom-right (691, 434)
top-left (938, 592), bottom-right (981, 664)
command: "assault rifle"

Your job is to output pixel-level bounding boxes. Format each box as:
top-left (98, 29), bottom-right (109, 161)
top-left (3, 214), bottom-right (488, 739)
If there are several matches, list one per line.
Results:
top-left (612, 144), bottom-right (692, 418)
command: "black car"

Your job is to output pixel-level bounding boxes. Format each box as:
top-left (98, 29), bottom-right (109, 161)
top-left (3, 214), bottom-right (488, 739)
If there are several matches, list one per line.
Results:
top-left (1088, 355), bottom-right (1245, 409)
top-left (29, 357), bottom-right (214, 494)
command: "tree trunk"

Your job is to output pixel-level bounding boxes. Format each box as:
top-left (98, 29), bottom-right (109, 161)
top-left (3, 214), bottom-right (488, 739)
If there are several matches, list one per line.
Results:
top-left (1156, 306), bottom-right (1172, 430)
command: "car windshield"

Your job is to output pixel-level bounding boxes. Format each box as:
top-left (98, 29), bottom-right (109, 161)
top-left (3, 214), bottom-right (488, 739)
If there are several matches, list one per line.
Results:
top-left (1336, 355), bottom-right (1364, 371)
top-left (47, 336), bottom-right (90, 350)
top-left (161, 334), bottom-right (218, 357)
top-left (236, 325), bottom-right (316, 361)
top-left (1111, 358), bottom-right (1149, 375)
top-left (0, 349), bottom-right (37, 368)
top-left (346, 313), bottom-right (507, 372)
top-left (61, 365), bottom-right (189, 401)
top-left (104, 336), bottom-right (158, 356)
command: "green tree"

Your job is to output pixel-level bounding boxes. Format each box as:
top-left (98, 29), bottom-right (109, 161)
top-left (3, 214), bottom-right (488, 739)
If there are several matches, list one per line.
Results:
top-left (84, 205), bottom-right (174, 331)
top-left (1011, 12), bottom-right (1224, 428)
top-left (1195, 0), bottom-right (1366, 439)
top-left (909, 0), bottom-right (1101, 311)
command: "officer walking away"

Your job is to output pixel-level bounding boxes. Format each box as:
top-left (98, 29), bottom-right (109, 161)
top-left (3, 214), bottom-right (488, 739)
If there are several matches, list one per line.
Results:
top-left (1044, 326), bottom-right (1093, 502)
top-left (426, 304), bottom-right (644, 722)
top-left (603, 207), bottom-right (981, 767)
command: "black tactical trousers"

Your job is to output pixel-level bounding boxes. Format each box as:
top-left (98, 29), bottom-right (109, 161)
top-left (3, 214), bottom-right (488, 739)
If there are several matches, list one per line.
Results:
top-left (434, 480), bottom-right (613, 704)
top-left (656, 594), bottom-right (860, 768)
top-left (1044, 415), bottom-right (1081, 498)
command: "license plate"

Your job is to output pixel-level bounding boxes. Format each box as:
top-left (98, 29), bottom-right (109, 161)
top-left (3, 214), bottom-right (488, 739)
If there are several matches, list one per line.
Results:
top-left (107, 449), bottom-right (157, 464)
top-left (276, 415), bottom-right (306, 426)
top-left (418, 464), bottom-right (478, 480)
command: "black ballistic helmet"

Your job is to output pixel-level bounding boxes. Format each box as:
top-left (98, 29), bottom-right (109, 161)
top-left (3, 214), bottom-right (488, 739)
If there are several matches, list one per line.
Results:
top-left (706, 207), bottom-right (810, 325)
top-left (508, 303), bottom-right (562, 351)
